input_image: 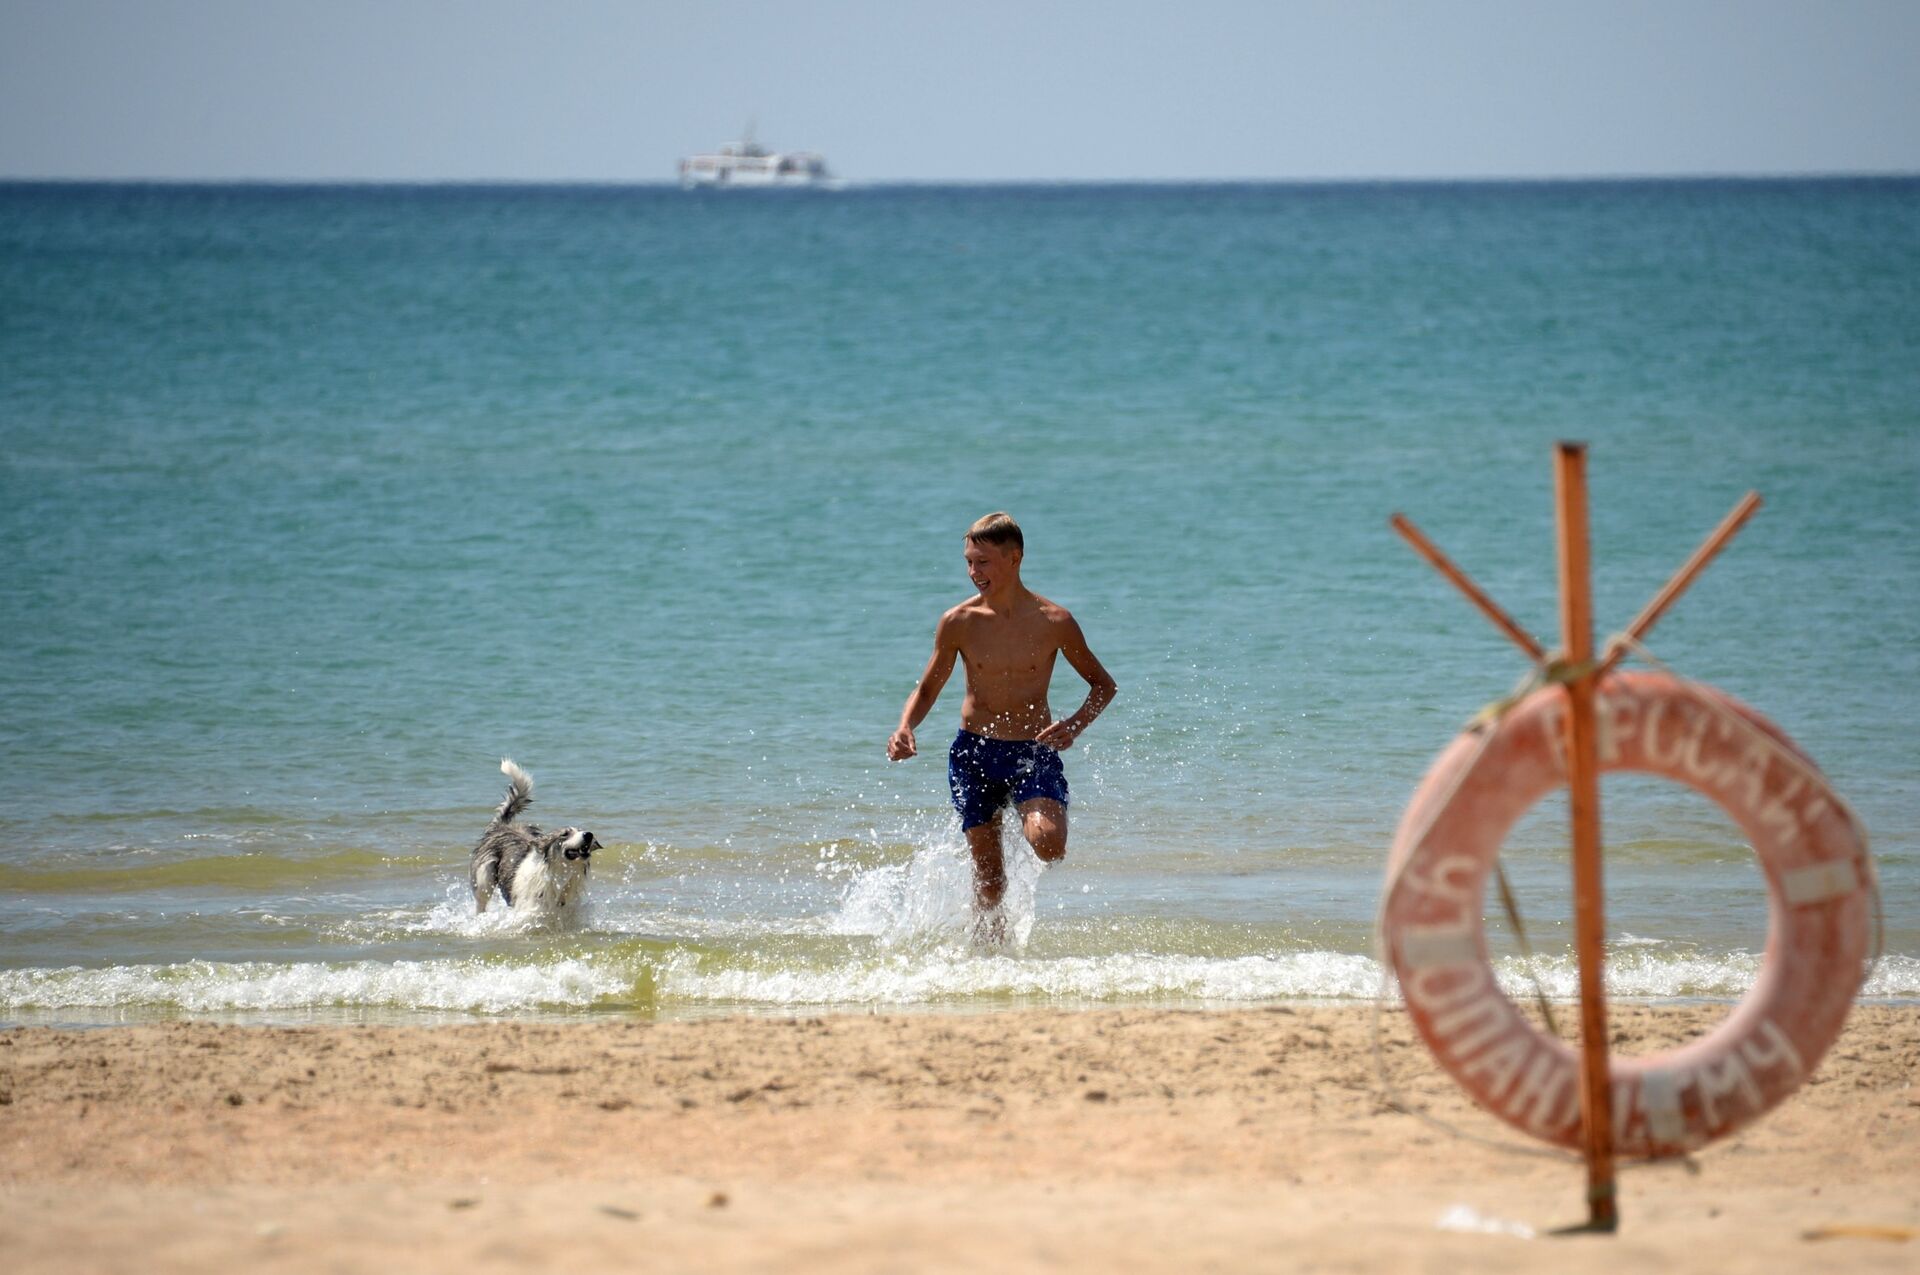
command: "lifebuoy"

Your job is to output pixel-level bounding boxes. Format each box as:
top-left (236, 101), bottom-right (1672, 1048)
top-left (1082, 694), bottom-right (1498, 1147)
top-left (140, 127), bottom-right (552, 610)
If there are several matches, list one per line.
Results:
top-left (1380, 670), bottom-right (1873, 1158)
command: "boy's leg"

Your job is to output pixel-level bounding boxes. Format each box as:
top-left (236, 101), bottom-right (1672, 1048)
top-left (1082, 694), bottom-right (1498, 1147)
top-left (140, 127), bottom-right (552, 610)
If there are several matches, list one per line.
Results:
top-left (1018, 798), bottom-right (1067, 863)
top-left (965, 821), bottom-right (1008, 910)
top-left (951, 734), bottom-right (1014, 913)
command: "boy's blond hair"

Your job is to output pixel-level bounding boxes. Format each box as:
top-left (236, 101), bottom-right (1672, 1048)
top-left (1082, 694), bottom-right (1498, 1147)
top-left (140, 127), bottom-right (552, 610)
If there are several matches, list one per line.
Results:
top-left (966, 512), bottom-right (1023, 552)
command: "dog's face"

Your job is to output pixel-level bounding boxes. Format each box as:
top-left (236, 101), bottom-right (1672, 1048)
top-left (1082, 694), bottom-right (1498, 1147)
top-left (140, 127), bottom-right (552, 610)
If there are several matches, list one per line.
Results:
top-left (546, 828), bottom-right (601, 863)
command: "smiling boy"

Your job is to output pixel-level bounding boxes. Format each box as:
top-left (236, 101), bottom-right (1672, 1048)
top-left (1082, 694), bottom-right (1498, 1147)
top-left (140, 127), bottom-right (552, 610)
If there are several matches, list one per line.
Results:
top-left (886, 513), bottom-right (1118, 930)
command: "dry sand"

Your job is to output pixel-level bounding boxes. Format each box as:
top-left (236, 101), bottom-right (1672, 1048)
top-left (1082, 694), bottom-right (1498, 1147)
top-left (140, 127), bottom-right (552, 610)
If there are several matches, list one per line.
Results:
top-left (2, 1003), bottom-right (1915, 1272)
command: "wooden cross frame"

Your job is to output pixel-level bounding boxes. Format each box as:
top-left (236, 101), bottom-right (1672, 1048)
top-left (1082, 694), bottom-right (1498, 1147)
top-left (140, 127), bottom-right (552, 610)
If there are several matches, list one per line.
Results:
top-left (1390, 441), bottom-right (1762, 1233)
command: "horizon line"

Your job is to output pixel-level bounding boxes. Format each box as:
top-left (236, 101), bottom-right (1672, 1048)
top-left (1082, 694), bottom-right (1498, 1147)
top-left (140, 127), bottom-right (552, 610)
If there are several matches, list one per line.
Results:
top-left (2, 168), bottom-right (1918, 189)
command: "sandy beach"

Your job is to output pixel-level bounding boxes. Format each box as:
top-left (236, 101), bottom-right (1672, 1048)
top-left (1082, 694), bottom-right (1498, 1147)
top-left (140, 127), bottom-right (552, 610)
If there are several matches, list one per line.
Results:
top-left (2, 1002), bottom-right (1914, 1271)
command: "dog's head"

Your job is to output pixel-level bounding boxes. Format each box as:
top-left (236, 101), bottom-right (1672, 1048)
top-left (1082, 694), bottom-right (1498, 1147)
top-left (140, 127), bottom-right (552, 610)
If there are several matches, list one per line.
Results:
top-left (544, 827), bottom-right (600, 865)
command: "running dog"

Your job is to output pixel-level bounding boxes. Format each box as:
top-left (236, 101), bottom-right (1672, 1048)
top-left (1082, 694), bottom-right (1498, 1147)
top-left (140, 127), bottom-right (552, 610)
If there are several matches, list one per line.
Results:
top-left (469, 759), bottom-right (600, 917)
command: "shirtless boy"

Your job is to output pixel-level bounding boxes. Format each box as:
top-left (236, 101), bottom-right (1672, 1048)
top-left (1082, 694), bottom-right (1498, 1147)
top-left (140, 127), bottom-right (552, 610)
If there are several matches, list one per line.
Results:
top-left (886, 513), bottom-right (1118, 925)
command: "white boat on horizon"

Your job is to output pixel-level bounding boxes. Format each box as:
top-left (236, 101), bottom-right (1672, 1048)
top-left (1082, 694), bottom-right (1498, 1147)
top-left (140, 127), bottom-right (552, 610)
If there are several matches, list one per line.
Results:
top-left (678, 125), bottom-right (839, 190)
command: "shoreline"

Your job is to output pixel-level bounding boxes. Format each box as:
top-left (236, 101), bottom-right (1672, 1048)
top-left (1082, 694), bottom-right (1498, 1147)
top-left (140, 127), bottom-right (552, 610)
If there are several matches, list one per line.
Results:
top-left (7, 994), bottom-right (1920, 1034)
top-left (8, 983), bottom-right (1919, 1033)
top-left (3, 1003), bottom-right (1915, 1271)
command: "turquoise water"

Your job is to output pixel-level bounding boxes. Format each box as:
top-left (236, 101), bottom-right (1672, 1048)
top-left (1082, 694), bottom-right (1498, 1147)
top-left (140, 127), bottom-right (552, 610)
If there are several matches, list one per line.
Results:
top-left (2, 179), bottom-right (1916, 1024)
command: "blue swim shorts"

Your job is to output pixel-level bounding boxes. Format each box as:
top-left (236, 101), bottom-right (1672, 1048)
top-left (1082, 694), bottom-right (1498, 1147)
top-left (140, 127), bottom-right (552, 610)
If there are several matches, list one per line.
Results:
top-left (947, 730), bottom-right (1069, 831)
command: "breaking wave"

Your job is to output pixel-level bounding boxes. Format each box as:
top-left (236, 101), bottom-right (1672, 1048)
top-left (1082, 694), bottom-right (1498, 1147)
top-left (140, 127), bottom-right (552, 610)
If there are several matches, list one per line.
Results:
top-left (5, 944), bottom-right (1913, 1026)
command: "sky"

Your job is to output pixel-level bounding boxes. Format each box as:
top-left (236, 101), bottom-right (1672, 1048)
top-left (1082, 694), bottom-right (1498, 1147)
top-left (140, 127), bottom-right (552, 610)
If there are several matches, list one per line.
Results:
top-left (2, 0), bottom-right (1917, 183)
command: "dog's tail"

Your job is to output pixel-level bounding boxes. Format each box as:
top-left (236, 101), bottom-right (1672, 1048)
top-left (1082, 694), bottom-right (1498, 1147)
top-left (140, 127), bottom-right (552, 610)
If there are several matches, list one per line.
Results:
top-left (494, 758), bottom-right (534, 825)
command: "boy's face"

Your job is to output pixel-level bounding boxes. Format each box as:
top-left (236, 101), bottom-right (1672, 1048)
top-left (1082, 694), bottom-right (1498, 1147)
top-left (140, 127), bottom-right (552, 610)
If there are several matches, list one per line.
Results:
top-left (964, 539), bottom-right (1021, 594)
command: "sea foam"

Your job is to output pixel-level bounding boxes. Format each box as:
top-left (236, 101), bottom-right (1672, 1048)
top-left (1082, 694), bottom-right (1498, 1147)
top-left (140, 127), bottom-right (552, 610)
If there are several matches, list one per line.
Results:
top-left (0, 954), bottom-right (633, 1017)
top-left (4, 949), bottom-right (1915, 1023)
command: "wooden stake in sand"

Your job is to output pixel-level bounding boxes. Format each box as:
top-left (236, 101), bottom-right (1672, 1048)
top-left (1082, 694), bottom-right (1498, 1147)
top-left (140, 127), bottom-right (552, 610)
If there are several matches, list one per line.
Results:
top-left (1552, 442), bottom-right (1615, 1232)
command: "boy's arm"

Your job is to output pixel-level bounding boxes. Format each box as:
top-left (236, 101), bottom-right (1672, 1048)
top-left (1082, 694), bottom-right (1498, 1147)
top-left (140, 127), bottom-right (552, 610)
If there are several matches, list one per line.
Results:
top-left (1034, 616), bottom-right (1117, 751)
top-left (887, 614), bottom-right (961, 761)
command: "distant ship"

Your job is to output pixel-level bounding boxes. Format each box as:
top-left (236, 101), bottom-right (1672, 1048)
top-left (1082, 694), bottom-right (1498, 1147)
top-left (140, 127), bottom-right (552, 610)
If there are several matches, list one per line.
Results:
top-left (678, 125), bottom-right (838, 189)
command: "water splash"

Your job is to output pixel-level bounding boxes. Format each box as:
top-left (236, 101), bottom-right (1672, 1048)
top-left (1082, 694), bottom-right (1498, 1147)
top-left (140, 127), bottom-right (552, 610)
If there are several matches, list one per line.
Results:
top-left (826, 821), bottom-right (1045, 952)
top-left (410, 881), bottom-right (599, 938)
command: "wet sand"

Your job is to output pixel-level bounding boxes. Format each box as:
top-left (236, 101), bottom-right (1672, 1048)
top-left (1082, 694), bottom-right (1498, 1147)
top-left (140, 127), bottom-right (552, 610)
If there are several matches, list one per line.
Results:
top-left (2, 1003), bottom-right (1915, 1271)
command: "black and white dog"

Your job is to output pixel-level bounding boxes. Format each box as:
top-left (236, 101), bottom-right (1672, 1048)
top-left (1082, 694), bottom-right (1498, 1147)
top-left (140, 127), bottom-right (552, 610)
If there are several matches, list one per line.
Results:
top-left (469, 759), bottom-right (601, 917)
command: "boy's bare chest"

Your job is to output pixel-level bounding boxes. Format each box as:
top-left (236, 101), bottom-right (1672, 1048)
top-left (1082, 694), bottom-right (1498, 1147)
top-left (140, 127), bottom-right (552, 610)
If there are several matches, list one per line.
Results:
top-left (958, 616), bottom-right (1057, 681)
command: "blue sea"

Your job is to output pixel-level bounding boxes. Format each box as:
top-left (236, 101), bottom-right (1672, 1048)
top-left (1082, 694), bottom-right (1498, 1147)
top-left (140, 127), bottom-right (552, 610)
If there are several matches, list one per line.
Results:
top-left (2, 179), bottom-right (1915, 1025)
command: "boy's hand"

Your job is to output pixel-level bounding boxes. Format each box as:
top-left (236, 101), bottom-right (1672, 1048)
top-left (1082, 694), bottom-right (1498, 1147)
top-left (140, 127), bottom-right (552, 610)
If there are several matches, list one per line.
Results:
top-left (1035, 719), bottom-right (1079, 750)
top-left (887, 726), bottom-right (917, 760)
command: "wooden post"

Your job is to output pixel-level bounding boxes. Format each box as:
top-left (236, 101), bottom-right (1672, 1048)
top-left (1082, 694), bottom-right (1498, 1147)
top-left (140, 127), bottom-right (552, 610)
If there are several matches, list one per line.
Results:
top-left (1597, 491), bottom-right (1762, 677)
top-left (1389, 514), bottom-right (1547, 662)
top-left (1553, 442), bottom-right (1618, 1232)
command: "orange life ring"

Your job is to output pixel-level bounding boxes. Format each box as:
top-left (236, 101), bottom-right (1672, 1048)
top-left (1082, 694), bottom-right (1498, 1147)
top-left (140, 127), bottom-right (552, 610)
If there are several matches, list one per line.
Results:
top-left (1380, 670), bottom-right (1874, 1158)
